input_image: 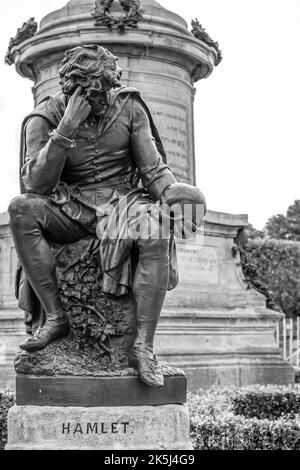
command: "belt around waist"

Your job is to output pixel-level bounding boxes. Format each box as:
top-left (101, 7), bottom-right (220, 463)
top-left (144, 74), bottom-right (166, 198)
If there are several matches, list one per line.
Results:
top-left (70, 174), bottom-right (137, 191)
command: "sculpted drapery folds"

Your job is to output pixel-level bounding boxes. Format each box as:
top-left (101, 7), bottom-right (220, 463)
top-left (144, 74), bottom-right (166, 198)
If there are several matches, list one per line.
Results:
top-left (9, 44), bottom-right (206, 388)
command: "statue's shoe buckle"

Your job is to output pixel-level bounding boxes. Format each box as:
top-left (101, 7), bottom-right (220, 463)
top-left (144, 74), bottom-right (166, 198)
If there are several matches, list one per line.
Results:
top-left (19, 319), bottom-right (69, 352)
top-left (128, 348), bottom-right (164, 389)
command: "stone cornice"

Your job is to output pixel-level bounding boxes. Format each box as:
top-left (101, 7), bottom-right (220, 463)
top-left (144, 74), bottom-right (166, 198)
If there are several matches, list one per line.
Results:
top-left (12, 14), bottom-right (218, 82)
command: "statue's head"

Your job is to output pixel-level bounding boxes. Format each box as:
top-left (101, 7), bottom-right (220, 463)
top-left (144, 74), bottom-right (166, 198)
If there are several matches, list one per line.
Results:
top-left (59, 44), bottom-right (122, 115)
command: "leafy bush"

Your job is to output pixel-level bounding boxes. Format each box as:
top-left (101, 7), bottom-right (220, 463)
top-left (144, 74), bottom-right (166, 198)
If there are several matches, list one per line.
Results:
top-left (232, 385), bottom-right (300, 419)
top-left (0, 392), bottom-right (14, 450)
top-left (246, 239), bottom-right (300, 317)
top-left (191, 413), bottom-right (299, 450)
top-left (188, 386), bottom-right (300, 450)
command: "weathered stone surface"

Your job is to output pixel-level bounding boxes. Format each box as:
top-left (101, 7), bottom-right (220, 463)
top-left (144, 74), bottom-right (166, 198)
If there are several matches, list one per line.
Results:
top-left (6, 404), bottom-right (193, 450)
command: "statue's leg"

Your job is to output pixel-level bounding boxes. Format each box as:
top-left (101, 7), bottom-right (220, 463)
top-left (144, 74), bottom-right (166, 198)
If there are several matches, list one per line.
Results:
top-left (8, 193), bottom-right (90, 352)
top-left (129, 215), bottom-right (170, 388)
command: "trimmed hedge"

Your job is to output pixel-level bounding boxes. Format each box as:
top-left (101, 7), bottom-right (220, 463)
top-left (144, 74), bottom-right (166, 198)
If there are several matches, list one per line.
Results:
top-left (188, 386), bottom-right (300, 450)
top-left (0, 392), bottom-right (14, 451)
top-left (191, 413), bottom-right (300, 450)
top-left (246, 239), bottom-right (300, 318)
top-left (232, 385), bottom-right (300, 419)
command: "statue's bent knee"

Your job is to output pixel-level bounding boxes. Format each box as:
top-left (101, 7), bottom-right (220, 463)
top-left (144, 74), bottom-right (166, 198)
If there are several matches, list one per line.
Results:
top-left (8, 194), bottom-right (43, 227)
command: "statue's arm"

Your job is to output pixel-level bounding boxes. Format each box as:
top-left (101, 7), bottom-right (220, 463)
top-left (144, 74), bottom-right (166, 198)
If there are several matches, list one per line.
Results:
top-left (130, 97), bottom-right (176, 201)
top-left (21, 116), bottom-right (69, 195)
top-left (21, 87), bottom-right (91, 195)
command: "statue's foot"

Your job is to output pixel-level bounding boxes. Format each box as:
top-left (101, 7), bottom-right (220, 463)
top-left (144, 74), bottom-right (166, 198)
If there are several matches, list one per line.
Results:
top-left (128, 347), bottom-right (164, 388)
top-left (19, 318), bottom-right (69, 352)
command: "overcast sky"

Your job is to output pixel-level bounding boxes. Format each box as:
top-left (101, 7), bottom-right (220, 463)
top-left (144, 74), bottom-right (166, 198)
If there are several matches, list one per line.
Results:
top-left (0, 0), bottom-right (299, 229)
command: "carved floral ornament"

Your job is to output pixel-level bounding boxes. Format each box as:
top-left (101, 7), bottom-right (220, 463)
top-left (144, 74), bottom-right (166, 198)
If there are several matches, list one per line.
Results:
top-left (191, 18), bottom-right (223, 66)
top-left (92, 0), bottom-right (144, 32)
top-left (5, 18), bottom-right (38, 66)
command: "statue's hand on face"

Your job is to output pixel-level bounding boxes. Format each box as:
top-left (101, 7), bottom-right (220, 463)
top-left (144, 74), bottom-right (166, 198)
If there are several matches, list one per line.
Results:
top-left (58, 86), bottom-right (92, 137)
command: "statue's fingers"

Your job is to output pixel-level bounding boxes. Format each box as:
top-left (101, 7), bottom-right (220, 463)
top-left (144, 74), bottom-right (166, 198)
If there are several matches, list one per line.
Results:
top-left (73, 85), bottom-right (83, 97)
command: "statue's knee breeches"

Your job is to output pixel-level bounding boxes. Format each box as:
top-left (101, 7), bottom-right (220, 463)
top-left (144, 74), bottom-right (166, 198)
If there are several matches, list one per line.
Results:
top-left (8, 193), bottom-right (46, 230)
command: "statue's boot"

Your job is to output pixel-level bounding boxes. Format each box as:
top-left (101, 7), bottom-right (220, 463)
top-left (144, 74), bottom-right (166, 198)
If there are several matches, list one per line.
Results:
top-left (19, 312), bottom-right (69, 352)
top-left (128, 236), bottom-right (170, 388)
top-left (128, 341), bottom-right (164, 389)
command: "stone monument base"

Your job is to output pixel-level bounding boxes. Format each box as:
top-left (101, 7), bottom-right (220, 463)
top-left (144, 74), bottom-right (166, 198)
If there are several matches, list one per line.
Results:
top-left (6, 373), bottom-right (191, 450)
top-left (6, 404), bottom-right (192, 450)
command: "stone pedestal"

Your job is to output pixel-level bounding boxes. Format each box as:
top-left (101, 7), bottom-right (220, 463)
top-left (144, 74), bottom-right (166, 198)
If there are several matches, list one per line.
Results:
top-left (6, 374), bottom-right (191, 450)
top-left (6, 404), bottom-right (192, 450)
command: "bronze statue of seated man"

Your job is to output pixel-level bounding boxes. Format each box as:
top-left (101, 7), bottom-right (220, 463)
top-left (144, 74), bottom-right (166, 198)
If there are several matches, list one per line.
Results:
top-left (8, 44), bottom-right (206, 388)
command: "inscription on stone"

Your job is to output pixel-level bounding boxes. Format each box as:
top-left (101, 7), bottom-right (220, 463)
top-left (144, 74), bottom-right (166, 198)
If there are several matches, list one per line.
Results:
top-left (62, 422), bottom-right (130, 435)
top-left (151, 104), bottom-right (191, 182)
top-left (176, 242), bottom-right (219, 285)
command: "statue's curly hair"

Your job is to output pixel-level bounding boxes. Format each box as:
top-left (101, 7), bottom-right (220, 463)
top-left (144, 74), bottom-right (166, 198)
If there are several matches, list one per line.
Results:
top-left (59, 44), bottom-right (122, 96)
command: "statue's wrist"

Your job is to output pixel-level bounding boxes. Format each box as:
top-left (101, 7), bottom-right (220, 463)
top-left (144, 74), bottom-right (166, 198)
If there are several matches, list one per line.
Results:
top-left (49, 129), bottom-right (76, 149)
top-left (58, 118), bottom-right (79, 138)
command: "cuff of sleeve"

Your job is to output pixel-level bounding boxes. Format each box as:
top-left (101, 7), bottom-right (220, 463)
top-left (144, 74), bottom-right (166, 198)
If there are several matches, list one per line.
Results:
top-left (49, 129), bottom-right (76, 149)
top-left (147, 170), bottom-right (177, 201)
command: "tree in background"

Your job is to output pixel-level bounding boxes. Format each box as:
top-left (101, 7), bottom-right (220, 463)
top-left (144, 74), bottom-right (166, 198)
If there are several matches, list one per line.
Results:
top-left (239, 200), bottom-right (300, 318)
top-left (245, 239), bottom-right (300, 318)
top-left (246, 224), bottom-right (265, 240)
top-left (265, 200), bottom-right (300, 241)
top-left (286, 200), bottom-right (300, 241)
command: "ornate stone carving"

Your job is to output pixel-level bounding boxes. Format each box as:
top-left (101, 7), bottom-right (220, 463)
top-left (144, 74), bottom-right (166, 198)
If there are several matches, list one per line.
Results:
top-left (191, 18), bottom-right (222, 66)
top-left (5, 18), bottom-right (37, 66)
top-left (92, 0), bottom-right (144, 32)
